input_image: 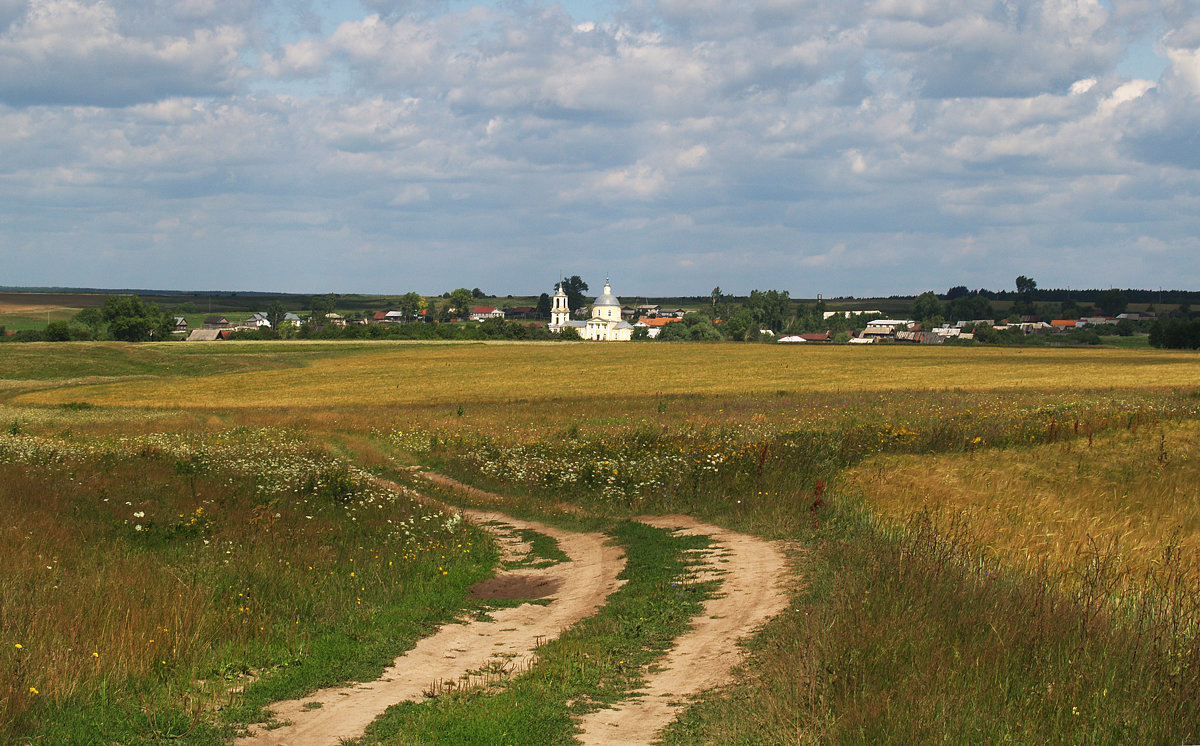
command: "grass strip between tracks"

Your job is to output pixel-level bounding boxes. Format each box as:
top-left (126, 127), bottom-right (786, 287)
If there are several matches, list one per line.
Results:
top-left (353, 519), bottom-right (716, 746)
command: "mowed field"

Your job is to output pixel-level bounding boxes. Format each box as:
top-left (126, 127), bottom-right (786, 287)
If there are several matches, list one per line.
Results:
top-left (12, 341), bottom-right (1200, 410)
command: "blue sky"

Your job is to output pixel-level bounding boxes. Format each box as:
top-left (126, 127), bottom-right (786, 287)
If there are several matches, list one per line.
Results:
top-left (1, 0), bottom-right (1198, 298)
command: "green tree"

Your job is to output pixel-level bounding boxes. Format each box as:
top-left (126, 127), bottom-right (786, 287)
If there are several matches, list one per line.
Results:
top-left (562, 276), bottom-right (589, 312)
top-left (745, 289), bottom-right (791, 331)
top-left (43, 321), bottom-right (72, 342)
top-left (308, 294), bottom-right (335, 324)
top-left (73, 307), bottom-right (103, 332)
top-left (725, 310), bottom-right (753, 341)
top-left (946, 293), bottom-right (994, 323)
top-left (1096, 289), bottom-right (1128, 316)
top-left (100, 295), bottom-right (173, 342)
top-left (472, 288), bottom-right (486, 299)
top-left (911, 291), bottom-right (944, 324)
top-left (399, 292), bottom-right (424, 319)
top-left (449, 288), bottom-right (474, 317)
top-left (535, 293), bottom-right (552, 320)
top-left (266, 300), bottom-right (288, 330)
top-left (1013, 275), bottom-right (1038, 315)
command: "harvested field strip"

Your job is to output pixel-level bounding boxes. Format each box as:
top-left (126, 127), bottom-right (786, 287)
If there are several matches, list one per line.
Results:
top-left (16, 344), bottom-right (1200, 409)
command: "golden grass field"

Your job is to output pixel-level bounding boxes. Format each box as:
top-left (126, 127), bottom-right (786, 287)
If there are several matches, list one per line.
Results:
top-left (13, 341), bottom-right (1200, 410)
top-left (843, 419), bottom-right (1200, 579)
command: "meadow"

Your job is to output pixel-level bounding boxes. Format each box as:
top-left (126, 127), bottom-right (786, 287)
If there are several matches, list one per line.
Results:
top-left (1, 340), bottom-right (1198, 744)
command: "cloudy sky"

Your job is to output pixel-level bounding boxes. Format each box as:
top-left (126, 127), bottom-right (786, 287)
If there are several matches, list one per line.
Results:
top-left (1, 0), bottom-right (1197, 297)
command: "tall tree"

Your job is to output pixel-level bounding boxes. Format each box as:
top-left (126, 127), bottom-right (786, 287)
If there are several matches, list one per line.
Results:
top-left (266, 300), bottom-right (288, 329)
top-left (562, 276), bottom-right (589, 313)
top-left (745, 289), bottom-right (791, 331)
top-left (911, 291), bottom-right (944, 323)
top-left (1096, 289), bottom-right (1128, 316)
top-left (535, 293), bottom-right (552, 320)
top-left (100, 295), bottom-right (173, 342)
top-left (308, 294), bottom-right (334, 324)
top-left (1013, 275), bottom-right (1038, 315)
top-left (449, 288), bottom-right (474, 317)
top-left (399, 291), bottom-right (424, 318)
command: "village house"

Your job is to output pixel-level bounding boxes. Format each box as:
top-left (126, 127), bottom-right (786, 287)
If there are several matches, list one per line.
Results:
top-left (174, 317), bottom-right (188, 333)
top-left (861, 319), bottom-right (914, 338)
top-left (244, 312), bottom-right (272, 328)
top-left (185, 329), bottom-right (226, 341)
top-left (202, 315), bottom-right (230, 329)
top-left (633, 317), bottom-right (681, 339)
top-left (470, 306), bottom-right (506, 321)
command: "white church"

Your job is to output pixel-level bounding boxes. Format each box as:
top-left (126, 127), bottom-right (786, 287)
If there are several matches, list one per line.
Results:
top-left (548, 279), bottom-right (635, 341)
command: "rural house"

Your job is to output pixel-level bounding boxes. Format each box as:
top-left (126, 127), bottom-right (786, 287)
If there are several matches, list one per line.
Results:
top-left (470, 306), bottom-right (505, 321)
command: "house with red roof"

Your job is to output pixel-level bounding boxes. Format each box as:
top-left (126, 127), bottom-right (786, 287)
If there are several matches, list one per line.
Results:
top-left (470, 306), bottom-right (505, 321)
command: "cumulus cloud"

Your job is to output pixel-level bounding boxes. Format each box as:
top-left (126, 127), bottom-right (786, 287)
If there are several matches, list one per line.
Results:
top-left (0, 0), bottom-right (248, 106)
top-left (261, 38), bottom-right (328, 78)
top-left (1, 0), bottom-right (1199, 293)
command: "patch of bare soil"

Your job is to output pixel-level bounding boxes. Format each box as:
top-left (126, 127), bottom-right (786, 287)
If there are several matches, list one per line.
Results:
top-left (233, 488), bottom-right (626, 746)
top-left (574, 515), bottom-right (792, 746)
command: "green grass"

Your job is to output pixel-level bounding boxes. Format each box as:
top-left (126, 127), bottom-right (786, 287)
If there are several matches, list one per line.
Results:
top-left (0, 429), bottom-right (498, 744)
top-left (505, 528), bottom-right (571, 569)
top-left (353, 520), bottom-right (715, 746)
top-left (660, 503), bottom-right (1200, 745)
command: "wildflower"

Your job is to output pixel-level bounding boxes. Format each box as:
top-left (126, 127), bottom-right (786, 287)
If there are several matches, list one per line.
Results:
top-left (28, 687), bottom-right (37, 695)
top-left (92, 652), bottom-right (99, 658)
top-left (14, 643), bottom-right (22, 649)
top-left (133, 511), bottom-right (145, 518)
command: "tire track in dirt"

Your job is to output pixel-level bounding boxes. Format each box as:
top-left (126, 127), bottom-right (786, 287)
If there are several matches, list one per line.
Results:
top-left (574, 515), bottom-right (791, 746)
top-left (233, 478), bottom-right (626, 746)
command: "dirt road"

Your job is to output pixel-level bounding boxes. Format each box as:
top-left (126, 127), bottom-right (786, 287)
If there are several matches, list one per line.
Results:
top-left (235, 502), bottom-right (626, 746)
top-left (234, 478), bottom-right (792, 746)
top-left (575, 515), bottom-right (791, 745)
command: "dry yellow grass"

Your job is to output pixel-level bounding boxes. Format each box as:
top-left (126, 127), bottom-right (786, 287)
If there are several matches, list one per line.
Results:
top-left (16, 341), bottom-right (1200, 410)
top-left (842, 419), bottom-right (1200, 580)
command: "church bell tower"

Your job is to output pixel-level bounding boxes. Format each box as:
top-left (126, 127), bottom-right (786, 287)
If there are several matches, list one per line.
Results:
top-left (551, 282), bottom-right (570, 329)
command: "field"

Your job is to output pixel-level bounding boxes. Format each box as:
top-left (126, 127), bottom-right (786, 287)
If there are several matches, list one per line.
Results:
top-left (2, 341), bottom-right (1199, 744)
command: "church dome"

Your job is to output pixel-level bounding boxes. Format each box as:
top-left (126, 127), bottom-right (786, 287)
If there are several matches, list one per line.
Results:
top-left (593, 280), bottom-right (620, 307)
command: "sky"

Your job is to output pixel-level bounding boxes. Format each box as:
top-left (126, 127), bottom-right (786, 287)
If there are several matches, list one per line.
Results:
top-left (1, 0), bottom-right (1198, 298)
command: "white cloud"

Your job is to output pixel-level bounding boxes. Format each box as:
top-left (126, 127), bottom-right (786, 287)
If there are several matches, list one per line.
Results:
top-left (0, 0), bottom-right (248, 106)
top-left (262, 38), bottom-right (328, 78)
top-left (1, 0), bottom-right (1199, 294)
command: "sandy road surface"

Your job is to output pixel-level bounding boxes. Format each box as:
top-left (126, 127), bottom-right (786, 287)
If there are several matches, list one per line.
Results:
top-left (234, 490), bottom-right (626, 746)
top-left (235, 476), bottom-right (791, 746)
top-left (575, 515), bottom-right (791, 746)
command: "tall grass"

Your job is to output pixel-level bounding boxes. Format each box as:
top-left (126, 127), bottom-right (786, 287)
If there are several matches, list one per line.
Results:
top-left (0, 429), bottom-right (491, 743)
top-left (663, 502), bottom-right (1200, 744)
